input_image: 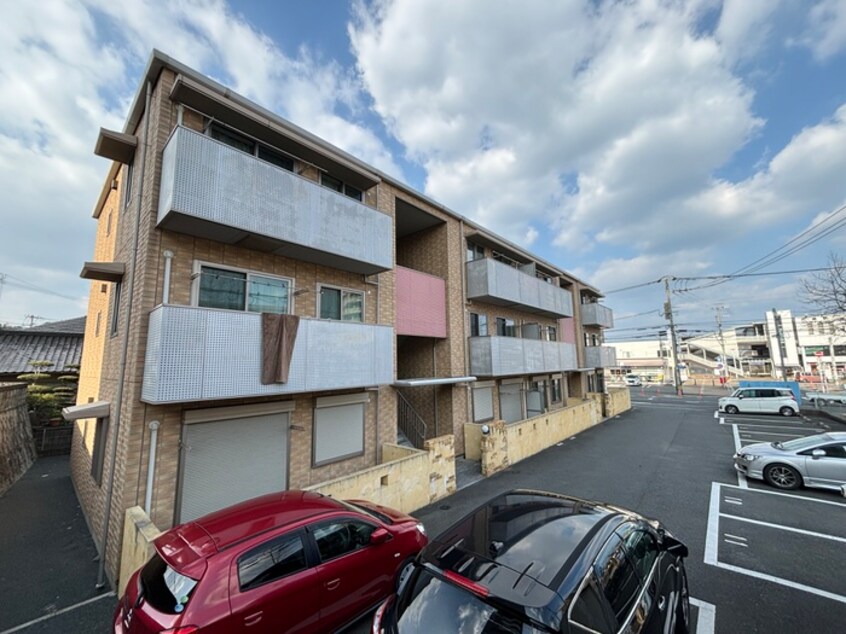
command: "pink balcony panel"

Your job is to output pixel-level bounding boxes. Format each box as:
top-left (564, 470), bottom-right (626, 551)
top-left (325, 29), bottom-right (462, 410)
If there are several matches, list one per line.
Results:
top-left (396, 266), bottom-right (447, 338)
top-left (559, 317), bottom-right (577, 344)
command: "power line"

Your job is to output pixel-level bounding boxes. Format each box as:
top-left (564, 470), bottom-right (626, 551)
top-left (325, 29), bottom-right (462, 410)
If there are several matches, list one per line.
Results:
top-left (604, 278), bottom-right (663, 294)
top-left (0, 273), bottom-right (81, 302)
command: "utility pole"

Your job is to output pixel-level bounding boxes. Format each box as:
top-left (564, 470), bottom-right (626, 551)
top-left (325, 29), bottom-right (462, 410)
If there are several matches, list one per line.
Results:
top-left (663, 277), bottom-right (683, 395)
top-left (772, 308), bottom-right (788, 381)
top-left (24, 314), bottom-right (43, 328)
top-left (713, 305), bottom-right (728, 385)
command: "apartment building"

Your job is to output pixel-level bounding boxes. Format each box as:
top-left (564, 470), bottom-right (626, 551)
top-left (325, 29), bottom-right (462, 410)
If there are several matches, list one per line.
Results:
top-left (66, 51), bottom-right (614, 584)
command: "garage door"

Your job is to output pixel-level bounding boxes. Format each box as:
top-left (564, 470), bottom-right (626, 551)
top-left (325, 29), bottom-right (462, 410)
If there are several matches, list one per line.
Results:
top-left (179, 412), bottom-right (288, 522)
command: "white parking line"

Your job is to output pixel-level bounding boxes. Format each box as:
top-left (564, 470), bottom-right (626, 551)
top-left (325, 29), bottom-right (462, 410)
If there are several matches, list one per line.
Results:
top-left (690, 598), bottom-right (716, 634)
top-left (723, 533), bottom-right (747, 542)
top-left (705, 482), bottom-right (846, 605)
top-left (720, 513), bottom-right (846, 543)
top-left (739, 431), bottom-right (803, 437)
top-left (720, 482), bottom-right (846, 507)
top-left (0, 592), bottom-right (115, 634)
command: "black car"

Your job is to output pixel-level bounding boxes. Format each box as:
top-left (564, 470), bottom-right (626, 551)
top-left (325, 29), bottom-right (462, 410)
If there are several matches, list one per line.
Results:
top-left (373, 490), bottom-right (689, 633)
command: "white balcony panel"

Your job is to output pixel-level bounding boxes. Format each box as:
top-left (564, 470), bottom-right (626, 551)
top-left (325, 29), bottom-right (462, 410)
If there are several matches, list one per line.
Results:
top-left (142, 306), bottom-right (394, 404)
top-left (585, 346), bottom-right (617, 368)
top-left (466, 259), bottom-right (573, 318)
top-left (157, 127), bottom-right (392, 274)
top-left (469, 337), bottom-right (577, 377)
top-left (580, 303), bottom-right (614, 328)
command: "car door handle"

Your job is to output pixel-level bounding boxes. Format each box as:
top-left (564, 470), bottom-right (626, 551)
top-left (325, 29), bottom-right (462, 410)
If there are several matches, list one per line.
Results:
top-left (657, 596), bottom-right (666, 611)
top-left (325, 578), bottom-right (341, 591)
top-left (244, 611), bottom-right (263, 626)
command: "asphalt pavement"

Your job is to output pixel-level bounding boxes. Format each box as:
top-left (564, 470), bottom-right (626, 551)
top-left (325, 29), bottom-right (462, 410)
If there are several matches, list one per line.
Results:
top-left (0, 457), bottom-right (115, 634)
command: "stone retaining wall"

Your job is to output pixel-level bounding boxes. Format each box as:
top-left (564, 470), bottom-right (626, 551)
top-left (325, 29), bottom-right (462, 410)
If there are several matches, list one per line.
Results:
top-left (0, 383), bottom-right (36, 495)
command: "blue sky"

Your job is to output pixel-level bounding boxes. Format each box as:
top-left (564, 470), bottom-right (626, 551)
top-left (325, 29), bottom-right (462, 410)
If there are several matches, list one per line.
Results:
top-left (0, 0), bottom-right (845, 340)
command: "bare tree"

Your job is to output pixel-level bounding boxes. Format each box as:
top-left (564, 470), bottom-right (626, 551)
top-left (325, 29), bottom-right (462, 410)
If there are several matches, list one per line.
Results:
top-left (801, 253), bottom-right (846, 333)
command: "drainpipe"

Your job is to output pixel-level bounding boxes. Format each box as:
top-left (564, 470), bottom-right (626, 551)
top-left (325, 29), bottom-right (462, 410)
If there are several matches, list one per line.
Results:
top-left (96, 80), bottom-right (152, 591)
top-left (162, 250), bottom-right (174, 304)
top-left (459, 220), bottom-right (472, 427)
top-left (176, 103), bottom-right (184, 126)
top-left (432, 342), bottom-right (439, 437)
top-left (364, 273), bottom-right (383, 461)
top-left (144, 421), bottom-right (160, 514)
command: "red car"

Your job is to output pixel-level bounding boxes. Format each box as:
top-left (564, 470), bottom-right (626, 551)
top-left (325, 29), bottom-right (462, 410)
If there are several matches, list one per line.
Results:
top-left (114, 491), bottom-right (427, 633)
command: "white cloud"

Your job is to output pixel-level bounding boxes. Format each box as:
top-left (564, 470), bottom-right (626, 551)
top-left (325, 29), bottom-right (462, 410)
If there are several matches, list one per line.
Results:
top-left (0, 0), bottom-right (401, 323)
top-left (799, 0), bottom-right (846, 61)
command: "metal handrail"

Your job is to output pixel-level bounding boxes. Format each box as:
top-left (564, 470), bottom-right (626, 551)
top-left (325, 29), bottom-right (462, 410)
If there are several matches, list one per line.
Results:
top-left (397, 391), bottom-right (428, 449)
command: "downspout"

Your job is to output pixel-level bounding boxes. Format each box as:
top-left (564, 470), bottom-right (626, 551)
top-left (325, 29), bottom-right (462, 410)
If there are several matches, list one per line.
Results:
top-left (144, 421), bottom-right (160, 514)
top-left (162, 250), bottom-right (174, 304)
top-left (96, 80), bottom-right (152, 591)
top-left (459, 220), bottom-right (472, 427)
top-left (432, 342), bottom-right (439, 436)
top-left (365, 272), bottom-right (382, 461)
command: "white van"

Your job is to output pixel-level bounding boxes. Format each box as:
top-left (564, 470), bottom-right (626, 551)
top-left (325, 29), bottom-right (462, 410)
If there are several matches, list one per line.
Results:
top-left (719, 387), bottom-right (798, 416)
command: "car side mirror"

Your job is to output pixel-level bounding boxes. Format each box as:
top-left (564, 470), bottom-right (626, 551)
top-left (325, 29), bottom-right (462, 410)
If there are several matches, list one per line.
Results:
top-left (840, 484), bottom-right (846, 498)
top-left (663, 535), bottom-right (689, 558)
top-left (370, 528), bottom-right (391, 545)
top-left (737, 394), bottom-right (744, 399)
top-left (811, 449), bottom-right (826, 458)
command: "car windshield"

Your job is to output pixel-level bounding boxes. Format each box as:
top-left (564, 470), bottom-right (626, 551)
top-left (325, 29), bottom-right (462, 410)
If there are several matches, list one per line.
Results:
top-left (773, 436), bottom-right (827, 452)
top-left (140, 553), bottom-right (199, 614)
top-left (335, 499), bottom-right (393, 524)
top-left (396, 568), bottom-right (529, 634)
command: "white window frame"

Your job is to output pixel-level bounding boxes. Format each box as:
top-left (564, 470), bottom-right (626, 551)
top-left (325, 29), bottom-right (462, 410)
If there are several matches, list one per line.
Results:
top-left (191, 260), bottom-right (293, 315)
top-left (316, 284), bottom-right (365, 323)
top-left (313, 393), bottom-right (368, 466)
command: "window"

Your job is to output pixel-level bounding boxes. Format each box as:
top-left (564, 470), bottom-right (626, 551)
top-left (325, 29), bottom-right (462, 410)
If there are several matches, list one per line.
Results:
top-left (196, 265), bottom-right (290, 314)
top-left (584, 332), bottom-right (590, 348)
top-left (140, 553), bottom-right (199, 615)
top-left (320, 173), bottom-right (363, 201)
top-left (591, 334), bottom-right (599, 347)
top-left (106, 211), bottom-right (112, 237)
top-left (94, 312), bottom-right (101, 337)
top-left (570, 576), bottom-right (616, 633)
top-left (210, 123), bottom-right (255, 154)
top-left (546, 326), bottom-right (557, 342)
top-left (238, 532), bottom-right (307, 591)
top-left (312, 519), bottom-right (376, 562)
top-left (593, 533), bottom-right (642, 626)
top-left (313, 397), bottom-right (366, 465)
top-left (492, 251), bottom-right (519, 268)
top-left (808, 321), bottom-right (815, 335)
top-left (110, 282), bottom-right (122, 337)
top-left (466, 241), bottom-right (485, 262)
top-left (470, 313), bottom-right (488, 337)
top-left (318, 286), bottom-right (363, 322)
top-left (551, 378), bottom-right (562, 403)
top-left (619, 528), bottom-right (659, 582)
top-left (495, 317), bottom-right (516, 337)
top-left (91, 417), bottom-right (109, 485)
top-left (123, 163), bottom-right (133, 208)
top-left (257, 145), bottom-right (294, 171)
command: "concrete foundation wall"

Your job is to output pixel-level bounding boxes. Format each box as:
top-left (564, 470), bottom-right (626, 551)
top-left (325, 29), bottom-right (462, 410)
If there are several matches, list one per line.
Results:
top-left (604, 387), bottom-right (632, 417)
top-left (479, 399), bottom-right (602, 476)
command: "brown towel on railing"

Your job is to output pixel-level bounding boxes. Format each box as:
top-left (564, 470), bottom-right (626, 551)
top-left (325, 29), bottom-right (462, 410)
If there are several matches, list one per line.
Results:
top-left (261, 313), bottom-right (300, 384)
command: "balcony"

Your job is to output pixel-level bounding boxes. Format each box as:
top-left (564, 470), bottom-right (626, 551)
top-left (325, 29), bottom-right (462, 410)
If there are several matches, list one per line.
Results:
top-left (585, 346), bottom-right (617, 368)
top-left (141, 305), bottom-right (394, 404)
top-left (580, 303), bottom-right (614, 328)
top-left (157, 127), bottom-right (392, 275)
top-left (469, 336), bottom-right (577, 377)
top-left (396, 266), bottom-right (447, 338)
top-left (465, 259), bottom-right (573, 318)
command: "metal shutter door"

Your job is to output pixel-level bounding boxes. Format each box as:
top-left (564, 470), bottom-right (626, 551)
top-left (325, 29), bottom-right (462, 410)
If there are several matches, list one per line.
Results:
top-left (180, 413), bottom-right (288, 522)
top-left (314, 403), bottom-right (364, 464)
top-left (472, 387), bottom-right (494, 422)
top-left (500, 384), bottom-right (523, 423)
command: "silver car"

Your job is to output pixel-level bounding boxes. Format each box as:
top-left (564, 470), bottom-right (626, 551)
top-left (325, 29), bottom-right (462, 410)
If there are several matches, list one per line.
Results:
top-left (734, 432), bottom-right (846, 491)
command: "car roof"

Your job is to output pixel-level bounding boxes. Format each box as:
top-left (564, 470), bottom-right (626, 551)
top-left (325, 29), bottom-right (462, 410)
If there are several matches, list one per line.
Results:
top-left (420, 490), bottom-right (625, 607)
top-left (157, 490), bottom-right (345, 572)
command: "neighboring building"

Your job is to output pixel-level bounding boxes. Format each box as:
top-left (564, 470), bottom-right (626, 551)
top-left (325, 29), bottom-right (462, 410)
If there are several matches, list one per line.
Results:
top-left (67, 51), bottom-right (614, 585)
top-left (610, 309), bottom-right (845, 383)
top-left (0, 317), bottom-right (86, 382)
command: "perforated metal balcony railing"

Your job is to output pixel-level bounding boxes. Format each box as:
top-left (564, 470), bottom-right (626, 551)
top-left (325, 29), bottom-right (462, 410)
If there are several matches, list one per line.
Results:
top-left (141, 305), bottom-right (394, 404)
top-left (585, 345), bottom-right (617, 368)
top-left (465, 258), bottom-right (574, 318)
top-left (468, 336), bottom-right (577, 377)
top-left (580, 303), bottom-right (614, 328)
top-left (157, 126), bottom-right (393, 275)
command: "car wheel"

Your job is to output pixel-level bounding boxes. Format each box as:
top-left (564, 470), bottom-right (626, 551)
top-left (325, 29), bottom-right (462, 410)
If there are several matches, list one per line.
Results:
top-left (725, 405), bottom-right (739, 414)
top-left (779, 406), bottom-right (796, 417)
top-left (764, 464), bottom-right (802, 490)
top-left (396, 557), bottom-right (415, 593)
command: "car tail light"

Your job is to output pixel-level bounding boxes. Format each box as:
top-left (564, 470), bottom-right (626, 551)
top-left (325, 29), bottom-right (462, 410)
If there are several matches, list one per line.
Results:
top-left (444, 570), bottom-right (490, 597)
top-left (372, 596), bottom-right (394, 634)
top-left (161, 627), bottom-right (198, 634)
